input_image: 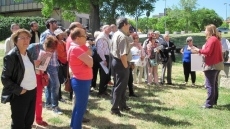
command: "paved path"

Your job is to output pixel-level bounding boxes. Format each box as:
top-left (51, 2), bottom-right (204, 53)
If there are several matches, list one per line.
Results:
top-left (0, 43), bottom-right (4, 49)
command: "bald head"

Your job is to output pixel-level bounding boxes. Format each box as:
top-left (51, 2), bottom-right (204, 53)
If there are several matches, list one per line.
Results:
top-left (101, 25), bottom-right (111, 35)
top-left (68, 22), bottom-right (83, 31)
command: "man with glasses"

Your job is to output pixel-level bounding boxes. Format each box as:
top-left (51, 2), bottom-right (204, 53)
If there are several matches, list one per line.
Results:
top-left (40, 18), bottom-right (63, 114)
top-left (4, 23), bottom-right (20, 55)
top-left (110, 17), bottom-right (132, 116)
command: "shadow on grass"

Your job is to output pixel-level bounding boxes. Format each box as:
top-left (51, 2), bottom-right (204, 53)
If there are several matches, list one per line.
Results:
top-left (215, 104), bottom-right (230, 111)
top-left (127, 111), bottom-right (192, 127)
top-left (83, 116), bottom-right (137, 129)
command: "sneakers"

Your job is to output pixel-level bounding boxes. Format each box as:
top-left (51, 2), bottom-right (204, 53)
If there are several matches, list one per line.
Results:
top-left (183, 82), bottom-right (187, 85)
top-left (45, 104), bottom-right (52, 110)
top-left (82, 117), bottom-right (90, 123)
top-left (191, 83), bottom-right (195, 86)
top-left (59, 98), bottom-right (66, 103)
top-left (53, 106), bottom-right (63, 115)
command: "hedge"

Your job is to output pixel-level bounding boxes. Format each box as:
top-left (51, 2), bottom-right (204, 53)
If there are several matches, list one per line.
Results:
top-left (0, 16), bottom-right (47, 41)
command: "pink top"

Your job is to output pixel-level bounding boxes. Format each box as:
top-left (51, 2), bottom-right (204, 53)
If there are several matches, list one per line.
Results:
top-left (147, 41), bottom-right (158, 58)
top-left (66, 36), bottom-right (72, 54)
top-left (199, 36), bottom-right (223, 66)
top-left (68, 44), bottom-right (93, 80)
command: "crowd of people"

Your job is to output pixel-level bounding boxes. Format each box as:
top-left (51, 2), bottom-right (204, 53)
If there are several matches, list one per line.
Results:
top-left (0, 16), bottom-right (229, 129)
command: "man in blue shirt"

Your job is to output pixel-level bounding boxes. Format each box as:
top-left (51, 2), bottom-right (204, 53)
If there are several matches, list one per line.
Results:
top-left (40, 18), bottom-right (62, 114)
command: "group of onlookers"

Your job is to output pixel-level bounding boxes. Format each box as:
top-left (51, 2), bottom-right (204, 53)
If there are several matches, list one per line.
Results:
top-left (1, 15), bottom-right (229, 129)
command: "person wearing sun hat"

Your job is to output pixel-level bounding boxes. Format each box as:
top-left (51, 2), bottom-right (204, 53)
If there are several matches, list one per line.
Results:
top-left (54, 28), bottom-right (68, 103)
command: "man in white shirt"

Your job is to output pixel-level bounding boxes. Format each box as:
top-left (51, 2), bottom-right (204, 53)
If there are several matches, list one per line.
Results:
top-left (96, 25), bottom-right (112, 97)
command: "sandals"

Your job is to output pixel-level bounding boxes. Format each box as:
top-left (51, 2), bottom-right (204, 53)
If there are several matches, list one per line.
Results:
top-left (36, 121), bottom-right (48, 127)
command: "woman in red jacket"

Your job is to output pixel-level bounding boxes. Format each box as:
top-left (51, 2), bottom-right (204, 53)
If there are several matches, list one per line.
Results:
top-left (194, 24), bottom-right (224, 108)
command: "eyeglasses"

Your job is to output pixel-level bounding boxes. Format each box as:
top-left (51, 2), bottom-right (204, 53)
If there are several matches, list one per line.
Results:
top-left (187, 40), bottom-right (192, 43)
top-left (78, 35), bottom-right (87, 38)
top-left (134, 37), bottom-right (139, 39)
top-left (18, 37), bottom-right (31, 40)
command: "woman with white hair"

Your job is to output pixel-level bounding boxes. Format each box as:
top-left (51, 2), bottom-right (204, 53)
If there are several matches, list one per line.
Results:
top-left (180, 36), bottom-right (196, 86)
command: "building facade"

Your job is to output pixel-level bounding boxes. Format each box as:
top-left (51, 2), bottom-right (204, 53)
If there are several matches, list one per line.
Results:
top-left (0, 0), bottom-right (89, 29)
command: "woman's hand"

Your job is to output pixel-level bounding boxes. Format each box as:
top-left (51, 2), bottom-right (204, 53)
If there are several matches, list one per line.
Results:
top-left (34, 60), bottom-right (41, 67)
top-left (191, 47), bottom-right (199, 54)
top-left (20, 89), bottom-right (27, 95)
top-left (141, 56), bottom-right (145, 61)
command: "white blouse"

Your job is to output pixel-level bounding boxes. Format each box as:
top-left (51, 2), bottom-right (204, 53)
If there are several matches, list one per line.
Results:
top-left (20, 53), bottom-right (37, 90)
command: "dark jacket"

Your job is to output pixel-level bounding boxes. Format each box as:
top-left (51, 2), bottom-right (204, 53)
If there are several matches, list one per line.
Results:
top-left (30, 30), bottom-right (41, 44)
top-left (161, 40), bottom-right (176, 62)
top-left (1, 47), bottom-right (35, 100)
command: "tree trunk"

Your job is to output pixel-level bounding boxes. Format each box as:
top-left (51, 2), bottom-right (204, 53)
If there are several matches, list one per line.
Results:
top-left (89, 2), bottom-right (100, 35)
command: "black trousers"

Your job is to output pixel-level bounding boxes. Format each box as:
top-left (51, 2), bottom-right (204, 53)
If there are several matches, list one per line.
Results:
top-left (91, 60), bottom-right (100, 88)
top-left (183, 62), bottom-right (196, 83)
top-left (98, 55), bottom-right (110, 94)
top-left (111, 57), bottom-right (129, 111)
top-left (58, 63), bottom-right (68, 99)
top-left (10, 88), bottom-right (36, 129)
top-left (214, 71), bottom-right (220, 105)
top-left (128, 68), bottom-right (134, 95)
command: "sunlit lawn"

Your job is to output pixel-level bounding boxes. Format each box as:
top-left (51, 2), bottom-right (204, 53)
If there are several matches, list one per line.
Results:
top-left (0, 49), bottom-right (230, 129)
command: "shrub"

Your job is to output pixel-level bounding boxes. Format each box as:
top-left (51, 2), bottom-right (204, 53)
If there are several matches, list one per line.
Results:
top-left (0, 16), bottom-right (47, 41)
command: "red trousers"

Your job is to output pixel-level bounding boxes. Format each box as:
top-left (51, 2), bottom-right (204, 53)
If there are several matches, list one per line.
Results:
top-left (35, 74), bottom-right (43, 122)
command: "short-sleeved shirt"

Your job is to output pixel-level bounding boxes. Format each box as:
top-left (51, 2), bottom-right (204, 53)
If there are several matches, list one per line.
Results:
top-left (69, 44), bottom-right (92, 80)
top-left (111, 30), bottom-right (132, 61)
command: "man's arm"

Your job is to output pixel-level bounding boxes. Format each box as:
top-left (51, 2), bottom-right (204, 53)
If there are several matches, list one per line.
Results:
top-left (120, 54), bottom-right (128, 68)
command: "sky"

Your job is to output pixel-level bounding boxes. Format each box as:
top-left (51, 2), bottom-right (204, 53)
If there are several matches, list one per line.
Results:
top-left (152, 0), bottom-right (230, 19)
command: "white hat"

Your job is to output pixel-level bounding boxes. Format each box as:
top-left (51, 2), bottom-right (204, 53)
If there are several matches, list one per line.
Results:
top-left (54, 28), bottom-right (64, 36)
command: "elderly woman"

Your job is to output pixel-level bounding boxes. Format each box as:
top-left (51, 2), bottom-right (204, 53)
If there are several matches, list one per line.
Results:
top-left (180, 37), bottom-right (196, 86)
top-left (193, 24), bottom-right (224, 108)
top-left (27, 35), bottom-right (58, 127)
top-left (1, 29), bottom-right (37, 128)
top-left (130, 33), bottom-right (146, 84)
top-left (68, 28), bottom-right (93, 129)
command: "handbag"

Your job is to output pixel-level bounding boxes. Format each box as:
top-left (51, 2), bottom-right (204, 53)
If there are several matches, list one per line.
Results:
top-left (65, 49), bottom-right (73, 92)
top-left (64, 77), bottom-right (72, 92)
top-left (41, 71), bottom-right (49, 87)
top-left (149, 59), bottom-right (157, 66)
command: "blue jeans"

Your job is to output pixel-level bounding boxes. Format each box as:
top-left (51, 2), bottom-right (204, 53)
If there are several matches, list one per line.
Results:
top-left (70, 78), bottom-right (91, 129)
top-left (45, 65), bottom-right (60, 107)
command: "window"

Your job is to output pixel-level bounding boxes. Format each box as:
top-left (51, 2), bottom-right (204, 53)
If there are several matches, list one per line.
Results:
top-left (79, 18), bottom-right (82, 24)
top-left (24, 0), bottom-right (34, 3)
top-left (10, 0), bottom-right (14, 4)
top-left (1, 0), bottom-right (6, 5)
top-left (86, 19), bottom-right (89, 27)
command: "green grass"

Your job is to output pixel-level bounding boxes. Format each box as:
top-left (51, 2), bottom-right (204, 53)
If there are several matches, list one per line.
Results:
top-left (0, 44), bottom-right (230, 129)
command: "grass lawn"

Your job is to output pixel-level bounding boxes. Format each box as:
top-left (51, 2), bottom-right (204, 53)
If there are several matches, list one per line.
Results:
top-left (0, 48), bottom-right (230, 129)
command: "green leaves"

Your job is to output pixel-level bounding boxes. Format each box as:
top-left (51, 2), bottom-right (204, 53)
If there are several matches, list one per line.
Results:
top-left (0, 16), bottom-right (47, 41)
